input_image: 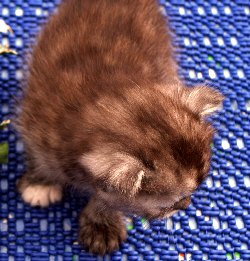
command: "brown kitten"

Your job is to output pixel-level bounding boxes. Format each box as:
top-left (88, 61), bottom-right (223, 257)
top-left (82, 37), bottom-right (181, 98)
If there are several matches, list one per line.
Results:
top-left (18, 0), bottom-right (224, 255)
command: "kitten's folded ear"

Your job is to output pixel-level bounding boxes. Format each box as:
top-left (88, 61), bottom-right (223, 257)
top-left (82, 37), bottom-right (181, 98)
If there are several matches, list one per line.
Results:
top-left (80, 149), bottom-right (144, 197)
top-left (181, 86), bottom-right (224, 117)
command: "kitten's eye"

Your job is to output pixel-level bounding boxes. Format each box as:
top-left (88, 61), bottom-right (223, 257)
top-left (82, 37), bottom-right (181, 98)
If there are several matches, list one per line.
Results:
top-left (100, 185), bottom-right (114, 193)
top-left (137, 151), bottom-right (156, 171)
top-left (175, 169), bottom-right (181, 175)
top-left (143, 159), bottom-right (156, 171)
top-left (159, 206), bottom-right (168, 212)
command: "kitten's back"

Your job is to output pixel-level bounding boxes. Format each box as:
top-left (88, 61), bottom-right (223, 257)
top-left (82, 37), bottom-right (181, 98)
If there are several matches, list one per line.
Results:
top-left (19, 0), bottom-right (176, 180)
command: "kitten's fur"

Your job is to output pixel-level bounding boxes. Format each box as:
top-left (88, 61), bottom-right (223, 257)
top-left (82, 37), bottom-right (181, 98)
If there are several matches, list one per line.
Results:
top-left (18, 0), bottom-right (223, 255)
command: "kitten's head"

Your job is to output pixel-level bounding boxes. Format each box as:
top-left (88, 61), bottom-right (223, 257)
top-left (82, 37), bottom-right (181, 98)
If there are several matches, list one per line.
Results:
top-left (80, 83), bottom-right (223, 219)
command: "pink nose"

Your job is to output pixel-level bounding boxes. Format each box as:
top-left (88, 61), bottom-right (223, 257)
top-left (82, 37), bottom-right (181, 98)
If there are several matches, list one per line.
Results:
top-left (181, 196), bottom-right (192, 209)
top-left (174, 196), bottom-right (192, 210)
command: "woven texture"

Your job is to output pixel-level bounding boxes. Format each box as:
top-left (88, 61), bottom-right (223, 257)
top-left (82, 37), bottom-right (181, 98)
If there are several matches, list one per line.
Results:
top-left (0, 0), bottom-right (250, 260)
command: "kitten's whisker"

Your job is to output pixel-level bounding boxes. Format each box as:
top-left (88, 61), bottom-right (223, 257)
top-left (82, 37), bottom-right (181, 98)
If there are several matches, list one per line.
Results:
top-left (128, 78), bottom-right (141, 89)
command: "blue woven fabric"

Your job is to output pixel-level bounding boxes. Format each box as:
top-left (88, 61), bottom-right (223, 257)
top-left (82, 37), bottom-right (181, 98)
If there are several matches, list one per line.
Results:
top-left (0, 0), bottom-right (250, 260)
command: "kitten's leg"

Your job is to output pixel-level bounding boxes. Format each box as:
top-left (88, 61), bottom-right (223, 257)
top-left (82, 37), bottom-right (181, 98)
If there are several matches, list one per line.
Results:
top-left (18, 154), bottom-right (63, 207)
top-left (79, 197), bottom-right (127, 255)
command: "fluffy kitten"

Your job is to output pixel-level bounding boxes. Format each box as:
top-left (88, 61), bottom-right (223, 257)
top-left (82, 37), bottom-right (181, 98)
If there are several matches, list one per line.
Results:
top-left (18, 0), bottom-right (223, 255)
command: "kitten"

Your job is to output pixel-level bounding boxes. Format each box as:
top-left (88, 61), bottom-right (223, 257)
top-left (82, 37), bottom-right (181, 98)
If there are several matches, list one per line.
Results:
top-left (18, 0), bottom-right (224, 255)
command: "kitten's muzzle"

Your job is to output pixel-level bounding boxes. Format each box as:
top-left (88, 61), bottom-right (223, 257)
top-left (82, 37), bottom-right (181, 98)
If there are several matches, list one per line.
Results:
top-left (156, 196), bottom-right (192, 219)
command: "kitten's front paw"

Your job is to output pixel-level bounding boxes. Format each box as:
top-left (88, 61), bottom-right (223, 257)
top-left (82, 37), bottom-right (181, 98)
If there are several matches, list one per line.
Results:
top-left (79, 212), bottom-right (127, 255)
top-left (19, 182), bottom-right (62, 207)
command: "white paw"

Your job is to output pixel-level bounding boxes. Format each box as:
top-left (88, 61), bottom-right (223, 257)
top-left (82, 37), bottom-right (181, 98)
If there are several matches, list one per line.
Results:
top-left (21, 184), bottom-right (62, 207)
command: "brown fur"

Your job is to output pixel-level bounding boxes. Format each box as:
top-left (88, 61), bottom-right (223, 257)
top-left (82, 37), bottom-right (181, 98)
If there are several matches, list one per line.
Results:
top-left (18, 0), bottom-right (223, 254)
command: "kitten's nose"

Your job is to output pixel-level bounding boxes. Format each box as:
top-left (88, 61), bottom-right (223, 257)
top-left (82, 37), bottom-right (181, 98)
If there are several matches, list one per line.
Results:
top-left (181, 196), bottom-right (192, 210)
top-left (174, 196), bottom-right (192, 210)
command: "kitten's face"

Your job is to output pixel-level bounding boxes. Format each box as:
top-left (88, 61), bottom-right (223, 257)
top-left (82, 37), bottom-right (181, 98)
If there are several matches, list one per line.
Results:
top-left (85, 125), bottom-right (212, 219)
top-left (81, 84), bottom-right (223, 219)
top-left (97, 189), bottom-right (193, 219)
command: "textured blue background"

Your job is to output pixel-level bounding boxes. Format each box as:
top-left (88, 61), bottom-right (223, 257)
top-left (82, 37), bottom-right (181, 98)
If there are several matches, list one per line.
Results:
top-left (0, 0), bottom-right (250, 260)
